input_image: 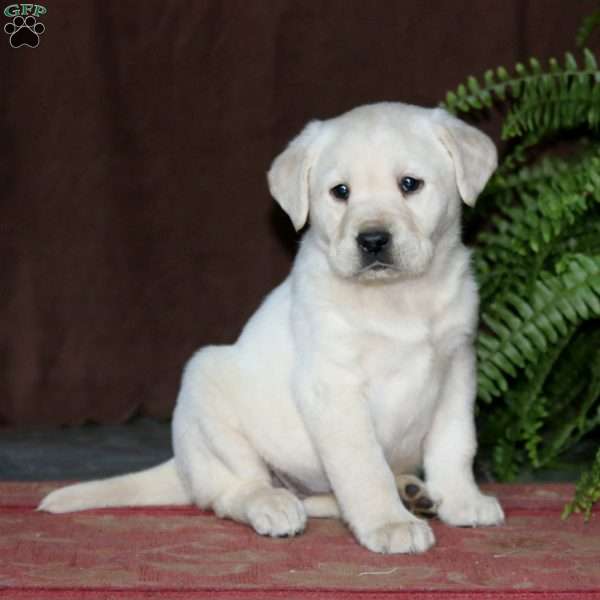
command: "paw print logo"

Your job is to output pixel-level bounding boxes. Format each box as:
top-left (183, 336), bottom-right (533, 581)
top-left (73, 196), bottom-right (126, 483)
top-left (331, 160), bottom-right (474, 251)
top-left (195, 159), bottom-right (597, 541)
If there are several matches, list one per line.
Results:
top-left (4, 15), bottom-right (45, 48)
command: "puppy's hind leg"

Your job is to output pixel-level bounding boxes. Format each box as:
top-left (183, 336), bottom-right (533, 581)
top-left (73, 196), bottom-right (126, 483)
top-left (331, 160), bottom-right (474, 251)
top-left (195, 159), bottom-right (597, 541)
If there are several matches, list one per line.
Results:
top-left (175, 419), bottom-right (307, 539)
top-left (303, 475), bottom-right (438, 521)
top-left (173, 347), bottom-right (307, 538)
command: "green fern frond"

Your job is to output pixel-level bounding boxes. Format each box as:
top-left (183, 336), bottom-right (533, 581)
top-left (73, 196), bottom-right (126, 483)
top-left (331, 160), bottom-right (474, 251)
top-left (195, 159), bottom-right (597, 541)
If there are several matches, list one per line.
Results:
top-left (445, 17), bottom-right (600, 516)
top-left (481, 324), bottom-right (600, 481)
top-left (491, 438), bottom-right (524, 481)
top-left (443, 50), bottom-right (600, 139)
top-left (542, 326), bottom-right (600, 433)
top-left (477, 254), bottom-right (600, 403)
top-left (503, 66), bottom-right (600, 138)
top-left (473, 147), bottom-right (600, 305)
top-left (563, 447), bottom-right (600, 521)
top-left (548, 212), bottom-right (600, 261)
top-left (505, 333), bottom-right (574, 468)
top-left (482, 154), bottom-right (571, 198)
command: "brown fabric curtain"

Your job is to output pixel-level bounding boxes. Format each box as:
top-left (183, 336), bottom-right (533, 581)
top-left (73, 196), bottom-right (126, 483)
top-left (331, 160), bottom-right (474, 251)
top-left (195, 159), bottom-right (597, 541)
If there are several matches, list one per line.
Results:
top-left (1, 0), bottom-right (597, 425)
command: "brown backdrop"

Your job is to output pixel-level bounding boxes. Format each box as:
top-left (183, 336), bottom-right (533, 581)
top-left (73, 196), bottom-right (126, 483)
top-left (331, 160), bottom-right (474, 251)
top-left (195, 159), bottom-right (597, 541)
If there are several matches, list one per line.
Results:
top-left (1, 0), bottom-right (597, 425)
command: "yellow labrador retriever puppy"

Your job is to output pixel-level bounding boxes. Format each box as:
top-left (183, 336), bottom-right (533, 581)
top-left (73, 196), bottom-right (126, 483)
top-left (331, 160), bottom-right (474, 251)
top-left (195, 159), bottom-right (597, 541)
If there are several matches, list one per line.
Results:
top-left (40, 102), bottom-right (504, 554)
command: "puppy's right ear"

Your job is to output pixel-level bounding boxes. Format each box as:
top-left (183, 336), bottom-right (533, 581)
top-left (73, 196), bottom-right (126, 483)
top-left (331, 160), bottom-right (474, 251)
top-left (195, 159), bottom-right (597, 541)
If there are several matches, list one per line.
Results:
top-left (267, 120), bottom-right (322, 231)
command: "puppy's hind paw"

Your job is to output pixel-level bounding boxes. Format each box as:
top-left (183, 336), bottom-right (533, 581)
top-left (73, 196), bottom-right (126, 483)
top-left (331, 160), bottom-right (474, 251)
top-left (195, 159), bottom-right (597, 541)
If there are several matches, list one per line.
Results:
top-left (395, 474), bottom-right (438, 519)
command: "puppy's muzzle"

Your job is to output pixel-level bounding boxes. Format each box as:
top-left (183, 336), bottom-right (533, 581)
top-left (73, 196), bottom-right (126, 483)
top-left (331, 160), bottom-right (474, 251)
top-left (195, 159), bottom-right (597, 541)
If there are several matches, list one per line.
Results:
top-left (356, 230), bottom-right (392, 268)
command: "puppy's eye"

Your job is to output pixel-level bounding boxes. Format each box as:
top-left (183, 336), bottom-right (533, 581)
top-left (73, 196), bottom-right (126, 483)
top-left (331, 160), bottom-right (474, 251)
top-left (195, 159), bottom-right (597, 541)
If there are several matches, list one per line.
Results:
top-left (399, 176), bottom-right (423, 194)
top-left (330, 183), bottom-right (350, 201)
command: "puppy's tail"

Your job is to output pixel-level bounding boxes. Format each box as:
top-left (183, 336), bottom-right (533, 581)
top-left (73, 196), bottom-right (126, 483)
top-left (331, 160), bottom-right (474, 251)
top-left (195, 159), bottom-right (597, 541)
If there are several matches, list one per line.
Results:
top-left (37, 458), bottom-right (191, 513)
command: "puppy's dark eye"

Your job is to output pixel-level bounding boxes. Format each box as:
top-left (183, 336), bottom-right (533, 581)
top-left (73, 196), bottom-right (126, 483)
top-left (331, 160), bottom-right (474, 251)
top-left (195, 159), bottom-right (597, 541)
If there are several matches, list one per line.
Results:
top-left (330, 183), bottom-right (350, 201)
top-left (399, 176), bottom-right (423, 194)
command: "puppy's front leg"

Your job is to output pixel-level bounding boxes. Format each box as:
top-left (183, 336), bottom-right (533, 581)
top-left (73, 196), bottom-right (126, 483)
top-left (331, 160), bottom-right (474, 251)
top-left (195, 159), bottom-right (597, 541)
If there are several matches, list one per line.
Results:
top-left (424, 345), bottom-right (504, 527)
top-left (296, 367), bottom-right (434, 554)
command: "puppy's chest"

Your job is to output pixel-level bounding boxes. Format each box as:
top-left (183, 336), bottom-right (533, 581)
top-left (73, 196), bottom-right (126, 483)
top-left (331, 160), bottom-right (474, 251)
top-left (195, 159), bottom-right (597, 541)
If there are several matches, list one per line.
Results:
top-left (355, 297), bottom-right (445, 374)
top-left (358, 311), bottom-right (449, 458)
top-left (360, 316), bottom-right (444, 400)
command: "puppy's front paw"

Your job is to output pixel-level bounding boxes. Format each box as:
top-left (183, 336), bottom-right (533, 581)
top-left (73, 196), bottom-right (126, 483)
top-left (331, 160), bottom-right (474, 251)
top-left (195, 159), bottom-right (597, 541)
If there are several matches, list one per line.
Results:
top-left (438, 492), bottom-right (504, 527)
top-left (358, 520), bottom-right (435, 554)
top-left (245, 488), bottom-right (307, 538)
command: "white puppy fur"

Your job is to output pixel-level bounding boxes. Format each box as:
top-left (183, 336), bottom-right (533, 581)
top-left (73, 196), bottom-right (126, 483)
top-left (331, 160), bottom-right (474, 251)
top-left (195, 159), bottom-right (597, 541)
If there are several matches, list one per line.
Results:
top-left (40, 102), bottom-right (504, 554)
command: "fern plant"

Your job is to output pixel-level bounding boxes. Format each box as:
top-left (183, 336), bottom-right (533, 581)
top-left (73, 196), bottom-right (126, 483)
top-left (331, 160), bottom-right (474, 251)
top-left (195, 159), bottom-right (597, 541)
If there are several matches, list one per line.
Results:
top-left (442, 35), bottom-right (600, 518)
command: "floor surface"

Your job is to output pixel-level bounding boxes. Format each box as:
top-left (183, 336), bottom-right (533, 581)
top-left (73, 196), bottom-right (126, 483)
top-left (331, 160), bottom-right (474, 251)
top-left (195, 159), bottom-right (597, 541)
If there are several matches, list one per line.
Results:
top-left (1, 482), bottom-right (598, 599)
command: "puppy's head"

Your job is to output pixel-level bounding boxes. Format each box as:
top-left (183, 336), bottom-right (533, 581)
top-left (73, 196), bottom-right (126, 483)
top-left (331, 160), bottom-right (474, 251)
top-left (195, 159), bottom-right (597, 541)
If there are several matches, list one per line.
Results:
top-left (268, 102), bottom-right (496, 282)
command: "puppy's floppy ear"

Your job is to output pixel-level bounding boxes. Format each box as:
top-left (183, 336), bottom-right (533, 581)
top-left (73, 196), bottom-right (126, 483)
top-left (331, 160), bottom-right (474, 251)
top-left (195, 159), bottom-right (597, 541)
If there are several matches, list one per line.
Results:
top-left (267, 120), bottom-right (322, 231)
top-left (432, 109), bottom-right (497, 206)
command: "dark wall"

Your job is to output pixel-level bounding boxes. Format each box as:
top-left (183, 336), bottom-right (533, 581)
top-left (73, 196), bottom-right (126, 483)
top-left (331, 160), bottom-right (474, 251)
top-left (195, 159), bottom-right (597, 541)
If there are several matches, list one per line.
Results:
top-left (2, 0), bottom-right (597, 425)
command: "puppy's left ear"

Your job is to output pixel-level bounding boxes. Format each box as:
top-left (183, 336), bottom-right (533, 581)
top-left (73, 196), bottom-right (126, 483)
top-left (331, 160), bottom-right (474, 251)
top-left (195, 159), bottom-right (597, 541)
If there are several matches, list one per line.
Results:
top-left (267, 120), bottom-right (323, 231)
top-left (433, 109), bottom-right (497, 206)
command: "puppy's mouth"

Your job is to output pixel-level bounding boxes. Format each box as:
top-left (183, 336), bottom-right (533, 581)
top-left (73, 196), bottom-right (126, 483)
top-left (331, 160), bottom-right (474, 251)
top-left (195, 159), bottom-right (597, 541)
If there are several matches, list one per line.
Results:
top-left (356, 260), bottom-right (401, 279)
top-left (360, 261), bottom-right (396, 273)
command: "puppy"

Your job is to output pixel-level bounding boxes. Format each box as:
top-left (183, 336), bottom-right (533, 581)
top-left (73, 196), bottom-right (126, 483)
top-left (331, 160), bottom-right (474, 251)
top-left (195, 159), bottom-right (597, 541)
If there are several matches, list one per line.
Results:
top-left (40, 102), bottom-right (504, 554)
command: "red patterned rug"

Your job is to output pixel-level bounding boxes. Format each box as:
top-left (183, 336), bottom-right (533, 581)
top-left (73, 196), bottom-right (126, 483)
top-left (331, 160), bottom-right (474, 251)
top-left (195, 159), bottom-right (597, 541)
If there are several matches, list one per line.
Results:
top-left (0, 482), bottom-right (598, 599)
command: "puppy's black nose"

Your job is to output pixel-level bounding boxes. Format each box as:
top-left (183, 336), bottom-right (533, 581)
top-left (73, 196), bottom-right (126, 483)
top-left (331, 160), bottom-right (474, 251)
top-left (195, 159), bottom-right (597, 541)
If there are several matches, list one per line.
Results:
top-left (356, 230), bottom-right (391, 255)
